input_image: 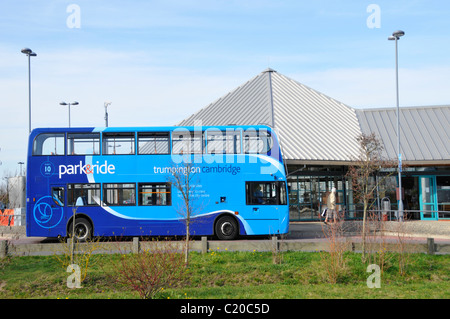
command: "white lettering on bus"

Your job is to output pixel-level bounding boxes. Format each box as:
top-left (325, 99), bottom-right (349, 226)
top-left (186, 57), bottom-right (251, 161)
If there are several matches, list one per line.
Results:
top-left (59, 161), bottom-right (115, 179)
top-left (153, 166), bottom-right (201, 175)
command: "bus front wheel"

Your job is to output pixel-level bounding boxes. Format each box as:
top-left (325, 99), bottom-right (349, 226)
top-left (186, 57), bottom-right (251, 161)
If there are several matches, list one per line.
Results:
top-left (215, 215), bottom-right (238, 240)
top-left (68, 217), bottom-right (92, 242)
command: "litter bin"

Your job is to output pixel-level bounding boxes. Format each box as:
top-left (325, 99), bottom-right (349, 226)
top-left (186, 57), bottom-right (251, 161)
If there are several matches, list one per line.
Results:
top-left (381, 197), bottom-right (391, 221)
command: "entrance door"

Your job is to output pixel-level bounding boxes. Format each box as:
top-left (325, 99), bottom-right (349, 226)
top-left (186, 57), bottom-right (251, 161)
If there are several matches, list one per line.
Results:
top-left (419, 176), bottom-right (438, 220)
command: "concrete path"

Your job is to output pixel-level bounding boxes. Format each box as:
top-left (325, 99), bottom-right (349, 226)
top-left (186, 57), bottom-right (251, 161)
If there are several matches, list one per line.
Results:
top-left (1, 221), bottom-right (450, 245)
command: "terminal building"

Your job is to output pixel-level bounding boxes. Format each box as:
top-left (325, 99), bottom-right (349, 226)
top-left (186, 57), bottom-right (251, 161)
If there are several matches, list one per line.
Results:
top-left (179, 69), bottom-right (450, 222)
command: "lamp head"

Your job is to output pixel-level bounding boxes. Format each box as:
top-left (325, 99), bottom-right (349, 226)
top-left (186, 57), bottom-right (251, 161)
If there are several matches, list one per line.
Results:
top-left (21, 48), bottom-right (32, 54)
top-left (21, 48), bottom-right (37, 56)
top-left (392, 30), bottom-right (405, 38)
top-left (389, 30), bottom-right (405, 40)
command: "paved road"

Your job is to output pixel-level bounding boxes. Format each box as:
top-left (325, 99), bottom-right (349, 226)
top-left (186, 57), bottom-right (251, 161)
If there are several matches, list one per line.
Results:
top-left (2, 221), bottom-right (450, 245)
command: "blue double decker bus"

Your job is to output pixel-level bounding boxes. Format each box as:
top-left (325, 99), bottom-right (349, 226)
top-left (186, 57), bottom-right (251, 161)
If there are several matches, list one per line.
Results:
top-left (26, 125), bottom-right (289, 240)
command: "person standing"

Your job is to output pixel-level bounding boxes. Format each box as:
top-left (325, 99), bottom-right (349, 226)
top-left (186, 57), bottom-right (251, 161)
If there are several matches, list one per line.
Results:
top-left (325, 187), bottom-right (337, 224)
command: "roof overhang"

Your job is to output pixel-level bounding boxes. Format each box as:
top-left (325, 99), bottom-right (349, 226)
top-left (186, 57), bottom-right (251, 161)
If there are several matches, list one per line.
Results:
top-left (285, 159), bottom-right (450, 166)
top-left (285, 159), bottom-right (355, 166)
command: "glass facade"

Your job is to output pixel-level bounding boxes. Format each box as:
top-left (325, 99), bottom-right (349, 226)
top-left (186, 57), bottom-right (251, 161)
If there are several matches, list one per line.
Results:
top-left (287, 165), bottom-right (450, 221)
top-left (437, 176), bottom-right (450, 219)
top-left (288, 174), bottom-right (345, 221)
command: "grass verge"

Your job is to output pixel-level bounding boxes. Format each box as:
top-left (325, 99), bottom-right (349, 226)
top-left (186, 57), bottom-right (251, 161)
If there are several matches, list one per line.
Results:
top-left (0, 250), bottom-right (448, 299)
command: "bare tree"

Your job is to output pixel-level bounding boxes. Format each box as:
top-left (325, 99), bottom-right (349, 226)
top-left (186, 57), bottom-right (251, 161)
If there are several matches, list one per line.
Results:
top-left (168, 161), bottom-right (201, 267)
top-left (346, 133), bottom-right (396, 260)
top-left (0, 170), bottom-right (15, 209)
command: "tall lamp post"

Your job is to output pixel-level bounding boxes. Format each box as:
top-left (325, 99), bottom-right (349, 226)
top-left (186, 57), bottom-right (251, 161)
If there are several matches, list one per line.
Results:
top-left (60, 101), bottom-right (79, 127)
top-left (104, 102), bottom-right (112, 127)
top-left (18, 162), bottom-right (25, 176)
top-left (388, 30), bottom-right (405, 221)
top-left (21, 48), bottom-right (37, 134)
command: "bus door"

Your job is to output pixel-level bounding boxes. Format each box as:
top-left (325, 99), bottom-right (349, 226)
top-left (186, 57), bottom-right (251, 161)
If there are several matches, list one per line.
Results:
top-left (51, 184), bottom-right (69, 229)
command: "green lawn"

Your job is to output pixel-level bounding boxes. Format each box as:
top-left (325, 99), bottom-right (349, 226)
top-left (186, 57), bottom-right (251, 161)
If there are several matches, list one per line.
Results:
top-left (0, 250), bottom-right (449, 299)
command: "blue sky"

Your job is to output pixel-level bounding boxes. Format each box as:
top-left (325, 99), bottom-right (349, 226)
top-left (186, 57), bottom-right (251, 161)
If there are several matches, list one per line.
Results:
top-left (1, 0), bottom-right (450, 176)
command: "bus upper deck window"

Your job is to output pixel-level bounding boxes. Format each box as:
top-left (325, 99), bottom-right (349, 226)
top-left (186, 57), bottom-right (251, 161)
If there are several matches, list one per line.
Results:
top-left (138, 132), bottom-right (170, 154)
top-left (172, 130), bottom-right (203, 154)
top-left (68, 133), bottom-right (100, 155)
top-left (206, 129), bottom-right (241, 154)
top-left (102, 132), bottom-right (135, 155)
top-left (33, 133), bottom-right (65, 156)
top-left (243, 129), bottom-right (272, 154)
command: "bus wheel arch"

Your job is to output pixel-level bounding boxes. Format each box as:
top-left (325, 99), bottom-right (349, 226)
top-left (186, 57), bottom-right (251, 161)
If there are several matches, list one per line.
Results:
top-left (214, 214), bottom-right (239, 240)
top-left (67, 214), bottom-right (93, 242)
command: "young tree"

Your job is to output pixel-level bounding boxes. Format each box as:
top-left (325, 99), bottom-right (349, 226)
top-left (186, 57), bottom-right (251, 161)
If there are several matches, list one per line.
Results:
top-left (112, 240), bottom-right (187, 299)
top-left (168, 160), bottom-right (201, 266)
top-left (346, 133), bottom-right (396, 260)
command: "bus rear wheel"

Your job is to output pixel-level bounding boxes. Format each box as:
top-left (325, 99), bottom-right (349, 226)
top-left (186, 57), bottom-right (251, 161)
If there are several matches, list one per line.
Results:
top-left (215, 215), bottom-right (238, 240)
top-left (68, 217), bottom-right (92, 242)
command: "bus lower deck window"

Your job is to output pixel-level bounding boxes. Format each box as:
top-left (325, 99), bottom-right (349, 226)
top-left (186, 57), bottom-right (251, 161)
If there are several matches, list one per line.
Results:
top-left (68, 183), bottom-right (101, 206)
top-left (138, 183), bottom-right (171, 206)
top-left (103, 183), bottom-right (136, 206)
top-left (246, 181), bottom-right (287, 205)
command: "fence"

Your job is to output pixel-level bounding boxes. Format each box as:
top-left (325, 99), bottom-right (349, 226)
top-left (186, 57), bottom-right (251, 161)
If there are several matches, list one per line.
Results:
top-left (1, 235), bottom-right (449, 258)
top-left (0, 208), bottom-right (26, 226)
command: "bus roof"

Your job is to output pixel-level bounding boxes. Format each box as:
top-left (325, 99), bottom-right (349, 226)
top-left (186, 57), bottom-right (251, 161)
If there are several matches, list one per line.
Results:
top-left (31, 124), bottom-right (273, 132)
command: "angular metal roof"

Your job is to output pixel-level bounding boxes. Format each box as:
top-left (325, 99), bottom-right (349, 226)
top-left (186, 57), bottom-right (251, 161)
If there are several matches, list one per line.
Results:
top-left (179, 69), bottom-right (274, 128)
top-left (356, 106), bottom-right (450, 164)
top-left (179, 69), bottom-right (450, 164)
top-left (179, 69), bottom-right (361, 163)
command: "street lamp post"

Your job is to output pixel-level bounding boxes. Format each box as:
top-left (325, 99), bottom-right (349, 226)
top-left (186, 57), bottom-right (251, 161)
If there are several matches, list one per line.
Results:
top-left (60, 101), bottom-right (79, 127)
top-left (18, 162), bottom-right (25, 176)
top-left (388, 30), bottom-right (405, 222)
top-left (21, 48), bottom-right (37, 134)
top-left (104, 102), bottom-right (112, 127)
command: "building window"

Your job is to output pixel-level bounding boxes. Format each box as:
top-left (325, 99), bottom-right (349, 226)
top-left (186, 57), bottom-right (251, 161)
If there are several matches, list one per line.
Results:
top-left (138, 183), bottom-right (171, 206)
top-left (138, 132), bottom-right (170, 154)
top-left (67, 133), bottom-right (100, 155)
top-left (246, 181), bottom-right (287, 205)
top-left (102, 132), bottom-right (135, 155)
top-left (103, 183), bottom-right (136, 206)
top-left (437, 176), bottom-right (450, 219)
top-left (68, 183), bottom-right (101, 206)
top-left (33, 133), bottom-right (65, 156)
